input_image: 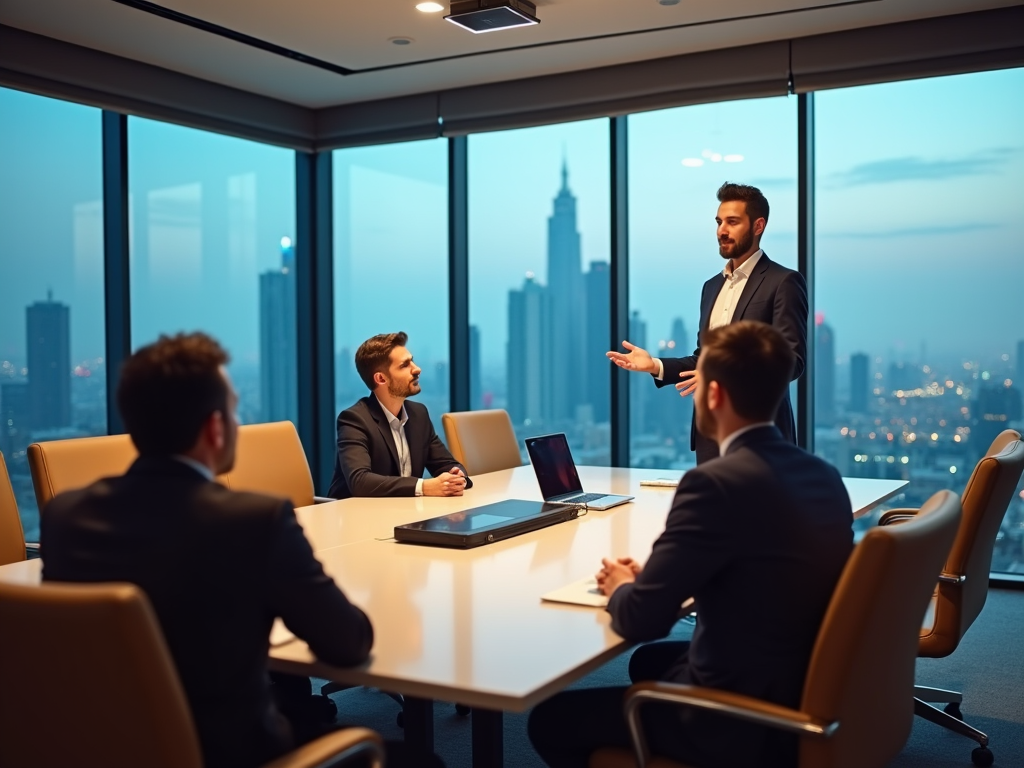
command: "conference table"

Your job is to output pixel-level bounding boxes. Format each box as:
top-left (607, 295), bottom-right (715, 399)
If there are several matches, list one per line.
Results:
top-left (0, 465), bottom-right (907, 768)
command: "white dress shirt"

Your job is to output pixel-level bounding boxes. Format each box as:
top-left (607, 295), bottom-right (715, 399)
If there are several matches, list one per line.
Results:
top-left (375, 397), bottom-right (424, 496)
top-left (172, 455), bottom-right (215, 481)
top-left (655, 249), bottom-right (763, 380)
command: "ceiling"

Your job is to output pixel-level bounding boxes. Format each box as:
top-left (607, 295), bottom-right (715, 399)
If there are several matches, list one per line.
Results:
top-left (1, 0), bottom-right (1018, 108)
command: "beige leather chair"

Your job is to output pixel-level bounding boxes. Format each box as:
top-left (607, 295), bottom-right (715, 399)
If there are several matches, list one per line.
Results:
top-left (590, 489), bottom-right (962, 768)
top-left (0, 452), bottom-right (27, 566)
top-left (878, 428), bottom-right (1023, 767)
top-left (28, 433), bottom-right (137, 511)
top-left (0, 581), bottom-right (384, 768)
top-left (221, 421), bottom-right (325, 507)
top-left (441, 409), bottom-right (522, 476)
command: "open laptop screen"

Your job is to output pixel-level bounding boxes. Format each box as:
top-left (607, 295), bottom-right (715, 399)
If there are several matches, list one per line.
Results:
top-left (526, 434), bottom-right (584, 500)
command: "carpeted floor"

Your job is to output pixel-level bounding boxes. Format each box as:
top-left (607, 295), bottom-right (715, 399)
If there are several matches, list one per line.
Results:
top-left (323, 588), bottom-right (1024, 767)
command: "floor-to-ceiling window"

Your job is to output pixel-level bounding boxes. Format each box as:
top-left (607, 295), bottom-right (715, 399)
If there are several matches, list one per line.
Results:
top-left (128, 119), bottom-right (296, 427)
top-left (815, 68), bottom-right (1024, 571)
top-left (469, 120), bottom-right (612, 463)
top-left (627, 97), bottom-right (799, 468)
top-left (0, 88), bottom-right (105, 541)
top-left (332, 139), bottom-right (449, 433)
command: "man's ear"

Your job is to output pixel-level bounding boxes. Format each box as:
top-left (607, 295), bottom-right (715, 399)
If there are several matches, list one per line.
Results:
top-left (707, 380), bottom-right (724, 411)
top-left (373, 370), bottom-right (387, 388)
top-left (753, 217), bottom-right (766, 237)
top-left (206, 410), bottom-right (226, 451)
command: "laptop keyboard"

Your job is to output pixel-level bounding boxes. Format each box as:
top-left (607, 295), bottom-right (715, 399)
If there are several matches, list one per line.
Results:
top-left (566, 492), bottom-right (607, 504)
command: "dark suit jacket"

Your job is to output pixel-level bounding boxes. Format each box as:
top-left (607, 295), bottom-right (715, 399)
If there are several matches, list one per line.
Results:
top-left (657, 252), bottom-right (808, 463)
top-left (41, 457), bottom-right (374, 768)
top-left (328, 396), bottom-right (471, 499)
top-left (607, 426), bottom-right (852, 767)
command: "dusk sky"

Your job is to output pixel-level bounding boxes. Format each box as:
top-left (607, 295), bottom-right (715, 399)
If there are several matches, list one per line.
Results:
top-left (2, 67), bottom-right (1022, 379)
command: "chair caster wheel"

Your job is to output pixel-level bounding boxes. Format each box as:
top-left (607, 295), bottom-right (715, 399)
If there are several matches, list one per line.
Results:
top-left (944, 702), bottom-right (963, 720)
top-left (971, 746), bottom-right (993, 767)
top-left (396, 711), bottom-right (404, 729)
top-left (455, 704), bottom-right (472, 717)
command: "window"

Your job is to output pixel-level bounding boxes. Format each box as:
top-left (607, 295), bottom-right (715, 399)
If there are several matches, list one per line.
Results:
top-left (627, 98), bottom-right (798, 467)
top-left (0, 88), bottom-right (105, 541)
top-left (332, 140), bottom-right (450, 430)
top-left (815, 68), bottom-right (1024, 571)
top-left (469, 121), bottom-right (611, 463)
top-left (128, 119), bottom-right (296, 427)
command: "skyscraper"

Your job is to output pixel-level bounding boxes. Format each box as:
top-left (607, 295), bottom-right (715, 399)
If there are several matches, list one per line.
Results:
top-left (815, 315), bottom-right (835, 424)
top-left (628, 311), bottom-right (648, 436)
top-left (583, 261), bottom-right (610, 423)
top-left (26, 292), bottom-right (71, 430)
top-left (545, 160), bottom-right (584, 425)
top-left (259, 238), bottom-right (297, 424)
top-left (507, 273), bottom-right (552, 428)
top-left (849, 352), bottom-right (870, 414)
top-left (469, 324), bottom-right (482, 410)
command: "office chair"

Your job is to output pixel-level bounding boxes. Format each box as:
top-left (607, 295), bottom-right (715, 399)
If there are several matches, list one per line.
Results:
top-left (441, 409), bottom-right (522, 476)
top-left (0, 580), bottom-right (384, 768)
top-left (878, 428), bottom-right (1023, 768)
top-left (590, 489), bottom-right (962, 768)
top-left (0, 452), bottom-right (28, 566)
top-left (27, 432), bottom-right (137, 511)
top-left (221, 421), bottom-right (332, 507)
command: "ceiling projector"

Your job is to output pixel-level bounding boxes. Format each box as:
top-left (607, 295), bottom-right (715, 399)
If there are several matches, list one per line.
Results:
top-left (444, 0), bottom-right (540, 33)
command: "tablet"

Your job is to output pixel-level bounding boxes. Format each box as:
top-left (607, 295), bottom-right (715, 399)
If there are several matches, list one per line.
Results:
top-left (394, 499), bottom-right (582, 549)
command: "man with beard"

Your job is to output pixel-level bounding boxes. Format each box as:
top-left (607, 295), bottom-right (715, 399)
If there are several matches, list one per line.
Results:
top-left (607, 182), bottom-right (808, 464)
top-left (529, 321), bottom-right (853, 768)
top-left (328, 331), bottom-right (471, 499)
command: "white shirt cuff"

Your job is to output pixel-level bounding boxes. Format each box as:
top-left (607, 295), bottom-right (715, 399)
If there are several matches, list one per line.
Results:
top-left (415, 478), bottom-right (424, 497)
top-left (654, 358), bottom-right (665, 381)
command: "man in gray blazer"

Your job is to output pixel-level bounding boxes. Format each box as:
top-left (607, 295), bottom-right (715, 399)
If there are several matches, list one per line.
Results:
top-left (608, 182), bottom-right (808, 463)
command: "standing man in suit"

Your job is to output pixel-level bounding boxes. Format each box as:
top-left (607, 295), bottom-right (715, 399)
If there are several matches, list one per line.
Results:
top-left (40, 333), bottom-right (394, 768)
top-left (607, 182), bottom-right (808, 464)
top-left (328, 331), bottom-right (471, 499)
top-left (530, 321), bottom-right (853, 768)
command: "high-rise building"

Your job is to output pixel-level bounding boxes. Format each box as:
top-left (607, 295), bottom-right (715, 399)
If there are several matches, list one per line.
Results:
top-left (583, 261), bottom-right (610, 423)
top-left (815, 315), bottom-right (835, 424)
top-left (26, 292), bottom-right (71, 430)
top-left (628, 311), bottom-right (648, 436)
top-left (661, 317), bottom-right (693, 444)
top-left (973, 384), bottom-right (1023, 460)
top-left (545, 160), bottom-right (584, 425)
top-left (507, 273), bottom-right (552, 429)
top-left (849, 352), bottom-right (870, 413)
top-left (259, 238), bottom-right (297, 424)
top-left (1, 381), bottom-right (30, 457)
top-left (469, 325), bottom-right (482, 410)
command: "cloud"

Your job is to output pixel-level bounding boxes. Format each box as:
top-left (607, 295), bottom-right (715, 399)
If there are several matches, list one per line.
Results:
top-left (826, 148), bottom-right (1018, 188)
top-left (819, 223), bottom-right (995, 239)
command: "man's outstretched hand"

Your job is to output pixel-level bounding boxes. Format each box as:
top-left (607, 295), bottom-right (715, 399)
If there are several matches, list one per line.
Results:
top-left (606, 341), bottom-right (658, 375)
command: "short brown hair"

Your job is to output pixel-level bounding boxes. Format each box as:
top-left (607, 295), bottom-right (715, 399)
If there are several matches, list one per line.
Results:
top-left (701, 321), bottom-right (793, 421)
top-left (355, 332), bottom-right (408, 390)
top-left (717, 182), bottom-right (769, 224)
top-left (116, 332), bottom-right (230, 456)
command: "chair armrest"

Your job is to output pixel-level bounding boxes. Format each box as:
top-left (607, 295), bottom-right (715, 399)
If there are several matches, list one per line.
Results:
top-left (25, 542), bottom-right (41, 560)
top-left (261, 727), bottom-right (383, 768)
top-left (878, 508), bottom-right (919, 526)
top-left (623, 682), bottom-right (837, 767)
top-left (313, 496), bottom-right (335, 504)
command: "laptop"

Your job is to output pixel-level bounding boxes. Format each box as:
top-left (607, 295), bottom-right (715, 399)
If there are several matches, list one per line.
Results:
top-left (525, 433), bottom-right (634, 510)
top-left (394, 499), bottom-right (582, 549)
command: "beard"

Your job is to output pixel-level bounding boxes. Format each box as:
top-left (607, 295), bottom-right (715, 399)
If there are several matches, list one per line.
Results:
top-left (718, 227), bottom-right (754, 260)
top-left (387, 377), bottom-right (421, 399)
top-left (694, 394), bottom-right (716, 440)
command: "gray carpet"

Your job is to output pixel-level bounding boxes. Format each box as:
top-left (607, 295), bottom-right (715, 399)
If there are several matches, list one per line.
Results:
top-left (322, 589), bottom-right (1024, 767)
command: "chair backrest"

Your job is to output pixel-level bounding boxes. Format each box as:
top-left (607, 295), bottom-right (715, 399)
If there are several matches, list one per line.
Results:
top-left (441, 409), bottom-right (522, 476)
top-left (220, 421), bottom-right (316, 508)
top-left (921, 429), bottom-right (1024, 657)
top-left (0, 581), bottom-right (202, 768)
top-left (799, 489), bottom-right (961, 768)
top-left (0, 452), bottom-right (26, 566)
top-left (28, 433), bottom-right (138, 511)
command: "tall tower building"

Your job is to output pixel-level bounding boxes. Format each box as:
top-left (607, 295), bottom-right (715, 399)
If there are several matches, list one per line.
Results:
top-left (849, 352), bottom-right (870, 414)
top-left (815, 314), bottom-right (836, 425)
top-left (628, 311), bottom-right (648, 436)
top-left (583, 261), bottom-right (610, 423)
top-left (545, 160), bottom-right (584, 425)
top-left (507, 273), bottom-right (552, 429)
top-left (469, 325), bottom-right (482, 410)
top-left (661, 317), bottom-right (693, 443)
top-left (259, 238), bottom-right (297, 424)
top-left (26, 292), bottom-right (71, 430)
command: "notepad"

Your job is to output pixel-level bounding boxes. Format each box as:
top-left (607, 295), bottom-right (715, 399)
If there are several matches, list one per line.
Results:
top-left (541, 576), bottom-right (608, 608)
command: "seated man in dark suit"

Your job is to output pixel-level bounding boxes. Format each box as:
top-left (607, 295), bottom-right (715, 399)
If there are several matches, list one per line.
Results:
top-left (328, 331), bottom-right (471, 499)
top-left (529, 320), bottom-right (854, 768)
top-left (41, 332), bottom-right (438, 768)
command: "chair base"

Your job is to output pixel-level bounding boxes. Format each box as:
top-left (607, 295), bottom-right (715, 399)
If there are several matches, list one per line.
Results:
top-left (913, 698), bottom-right (988, 747)
top-left (914, 684), bottom-right (963, 705)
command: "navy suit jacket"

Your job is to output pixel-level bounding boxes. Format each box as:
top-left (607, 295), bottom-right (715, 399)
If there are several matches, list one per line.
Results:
top-left (607, 426), bottom-right (852, 766)
top-left (328, 396), bottom-right (471, 499)
top-left (41, 457), bottom-right (373, 768)
top-left (657, 252), bottom-right (808, 463)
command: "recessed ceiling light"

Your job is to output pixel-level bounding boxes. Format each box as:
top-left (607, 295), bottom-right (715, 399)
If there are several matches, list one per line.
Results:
top-left (416, 2), bottom-right (445, 11)
top-left (389, 36), bottom-right (414, 45)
